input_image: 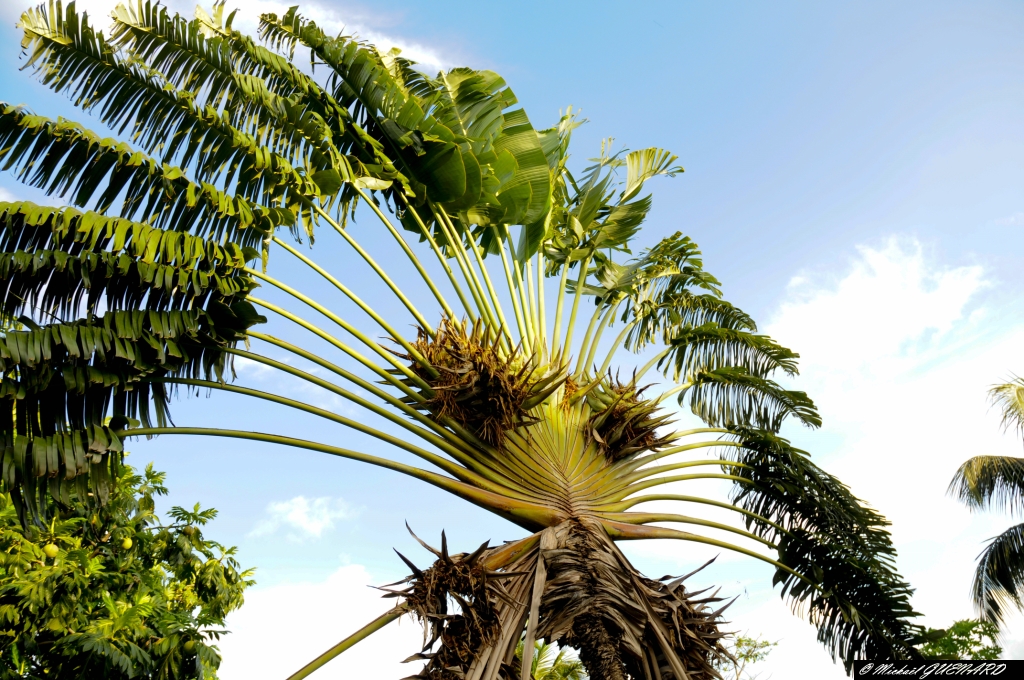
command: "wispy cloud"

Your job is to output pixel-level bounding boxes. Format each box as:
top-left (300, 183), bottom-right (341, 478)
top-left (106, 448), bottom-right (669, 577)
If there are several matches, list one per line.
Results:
top-left (249, 495), bottom-right (356, 540)
top-left (5, 0), bottom-right (451, 72)
top-left (723, 236), bottom-right (1024, 676)
top-left (994, 211), bottom-right (1024, 227)
top-left (218, 562), bottom-right (424, 679)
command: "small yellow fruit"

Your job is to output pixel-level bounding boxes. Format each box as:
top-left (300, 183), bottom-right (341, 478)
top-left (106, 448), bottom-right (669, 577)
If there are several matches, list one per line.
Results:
top-left (183, 640), bottom-right (195, 652)
top-left (121, 538), bottom-right (133, 550)
top-left (42, 544), bottom-right (59, 559)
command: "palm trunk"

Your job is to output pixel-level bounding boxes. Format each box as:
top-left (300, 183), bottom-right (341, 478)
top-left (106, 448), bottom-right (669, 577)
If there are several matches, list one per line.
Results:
top-left (572, 613), bottom-right (628, 680)
top-left (544, 519), bottom-right (630, 680)
top-left (390, 519), bottom-right (730, 680)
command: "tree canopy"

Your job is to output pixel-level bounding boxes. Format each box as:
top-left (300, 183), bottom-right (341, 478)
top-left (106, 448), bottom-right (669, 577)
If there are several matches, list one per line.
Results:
top-left (0, 2), bottom-right (929, 678)
top-left (0, 461), bottom-right (252, 679)
top-left (918, 620), bottom-right (1002, 661)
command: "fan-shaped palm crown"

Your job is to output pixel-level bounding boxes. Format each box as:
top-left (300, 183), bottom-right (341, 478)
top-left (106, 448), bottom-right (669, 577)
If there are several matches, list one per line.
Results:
top-left (0, 2), bottom-right (926, 678)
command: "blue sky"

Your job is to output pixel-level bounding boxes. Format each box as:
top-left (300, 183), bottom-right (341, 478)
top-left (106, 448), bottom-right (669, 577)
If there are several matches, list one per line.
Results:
top-left (2, 1), bottom-right (1024, 677)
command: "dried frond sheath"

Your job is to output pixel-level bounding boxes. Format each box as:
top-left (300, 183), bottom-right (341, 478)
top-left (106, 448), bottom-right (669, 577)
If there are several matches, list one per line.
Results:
top-left (390, 534), bottom-right (527, 680)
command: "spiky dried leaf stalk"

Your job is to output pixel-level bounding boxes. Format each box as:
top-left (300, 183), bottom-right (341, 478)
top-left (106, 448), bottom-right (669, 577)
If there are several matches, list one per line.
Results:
top-left (388, 522), bottom-right (732, 680)
top-left (395, 320), bottom-right (567, 449)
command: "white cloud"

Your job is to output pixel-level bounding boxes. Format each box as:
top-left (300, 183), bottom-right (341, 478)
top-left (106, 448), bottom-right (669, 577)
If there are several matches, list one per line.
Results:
top-left (231, 355), bottom-right (278, 379)
top-left (4, 1), bottom-right (450, 72)
top-left (719, 236), bottom-right (1024, 676)
top-left (995, 212), bottom-right (1024, 227)
top-left (0, 187), bottom-right (15, 203)
top-left (626, 237), bottom-right (1024, 676)
top-left (249, 495), bottom-right (356, 540)
top-left (217, 563), bottom-right (425, 679)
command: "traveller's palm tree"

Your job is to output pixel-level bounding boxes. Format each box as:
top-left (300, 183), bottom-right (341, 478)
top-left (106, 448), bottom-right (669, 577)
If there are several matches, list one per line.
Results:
top-left (1, 2), bottom-right (926, 678)
top-left (950, 377), bottom-right (1024, 625)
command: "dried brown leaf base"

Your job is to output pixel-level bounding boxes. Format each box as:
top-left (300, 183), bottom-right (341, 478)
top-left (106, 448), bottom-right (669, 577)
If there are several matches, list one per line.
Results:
top-left (384, 520), bottom-right (733, 680)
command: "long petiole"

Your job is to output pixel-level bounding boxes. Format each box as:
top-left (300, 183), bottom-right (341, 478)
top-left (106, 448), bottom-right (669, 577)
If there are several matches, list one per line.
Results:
top-left (503, 226), bottom-right (535, 342)
top-left (536, 251), bottom-right (546, 347)
top-left (598, 493), bottom-right (787, 535)
top-left (635, 347), bottom-right (672, 382)
top-left (563, 309), bottom-right (635, 405)
top-left (246, 332), bottom-right (425, 405)
top-left (551, 262), bottom-right (572, 357)
top-left (562, 253), bottom-right (592, 355)
top-left (580, 301), bottom-right (622, 379)
top-left (618, 458), bottom-right (752, 487)
top-left (162, 378), bottom-right (488, 486)
top-left (599, 520), bottom-right (800, 579)
top-left (352, 187), bottom-right (456, 320)
top-left (249, 298), bottom-right (423, 398)
top-left (524, 245), bottom-right (539, 336)
top-left (221, 348), bottom-right (530, 492)
top-left (432, 205), bottom-right (497, 334)
top-left (496, 228), bottom-right (530, 342)
top-left (272, 236), bottom-right (433, 372)
top-left (657, 382), bottom-right (692, 404)
top-left (573, 303), bottom-right (607, 377)
top-left (448, 209), bottom-right (515, 349)
top-left (595, 318), bottom-right (638, 377)
top-left (596, 511), bottom-right (776, 548)
top-left (118, 428), bottom-right (560, 530)
top-left (246, 269), bottom-right (427, 388)
top-left (308, 201), bottom-right (432, 331)
top-left (288, 608), bottom-right (406, 680)
top-left (618, 439), bottom-right (741, 475)
top-left (601, 472), bottom-right (753, 504)
top-left (396, 194), bottom-right (476, 322)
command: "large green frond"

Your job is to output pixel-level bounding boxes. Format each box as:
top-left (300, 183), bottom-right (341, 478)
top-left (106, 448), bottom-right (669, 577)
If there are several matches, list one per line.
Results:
top-left (663, 324), bottom-right (800, 380)
top-left (0, 201), bottom-right (257, 320)
top-left (0, 303), bottom-right (262, 523)
top-left (687, 367), bottom-right (820, 430)
top-left (0, 105), bottom-right (290, 247)
top-left (990, 377), bottom-right (1024, 437)
top-left (949, 455), bottom-right (1024, 516)
top-left (259, 9), bottom-right (469, 204)
top-left (724, 429), bottom-right (925, 670)
top-left (971, 522), bottom-right (1024, 625)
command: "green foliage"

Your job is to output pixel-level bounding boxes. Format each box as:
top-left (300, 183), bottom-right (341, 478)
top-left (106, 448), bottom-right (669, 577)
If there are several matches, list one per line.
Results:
top-left (723, 428), bottom-right (921, 666)
top-left (0, 461), bottom-right (253, 679)
top-left (0, 2), bottom-right (930, 676)
top-left (515, 639), bottom-right (588, 680)
top-left (715, 635), bottom-right (777, 680)
top-left (918, 620), bottom-right (1002, 660)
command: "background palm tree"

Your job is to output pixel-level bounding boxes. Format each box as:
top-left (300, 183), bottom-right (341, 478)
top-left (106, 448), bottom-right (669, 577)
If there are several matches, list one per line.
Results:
top-left (514, 640), bottom-right (588, 680)
top-left (950, 376), bottom-right (1024, 625)
top-left (0, 2), bottom-right (928, 678)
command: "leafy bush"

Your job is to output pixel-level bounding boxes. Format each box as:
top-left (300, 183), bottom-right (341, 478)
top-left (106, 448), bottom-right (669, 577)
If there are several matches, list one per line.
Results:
top-left (918, 619), bottom-right (1002, 660)
top-left (0, 463), bottom-right (253, 679)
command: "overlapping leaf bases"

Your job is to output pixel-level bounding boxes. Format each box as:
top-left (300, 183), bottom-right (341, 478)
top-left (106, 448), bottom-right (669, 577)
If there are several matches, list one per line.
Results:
top-left (0, 2), bottom-right (930, 677)
top-left (388, 522), bottom-right (732, 680)
top-left (384, 531), bottom-right (513, 680)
